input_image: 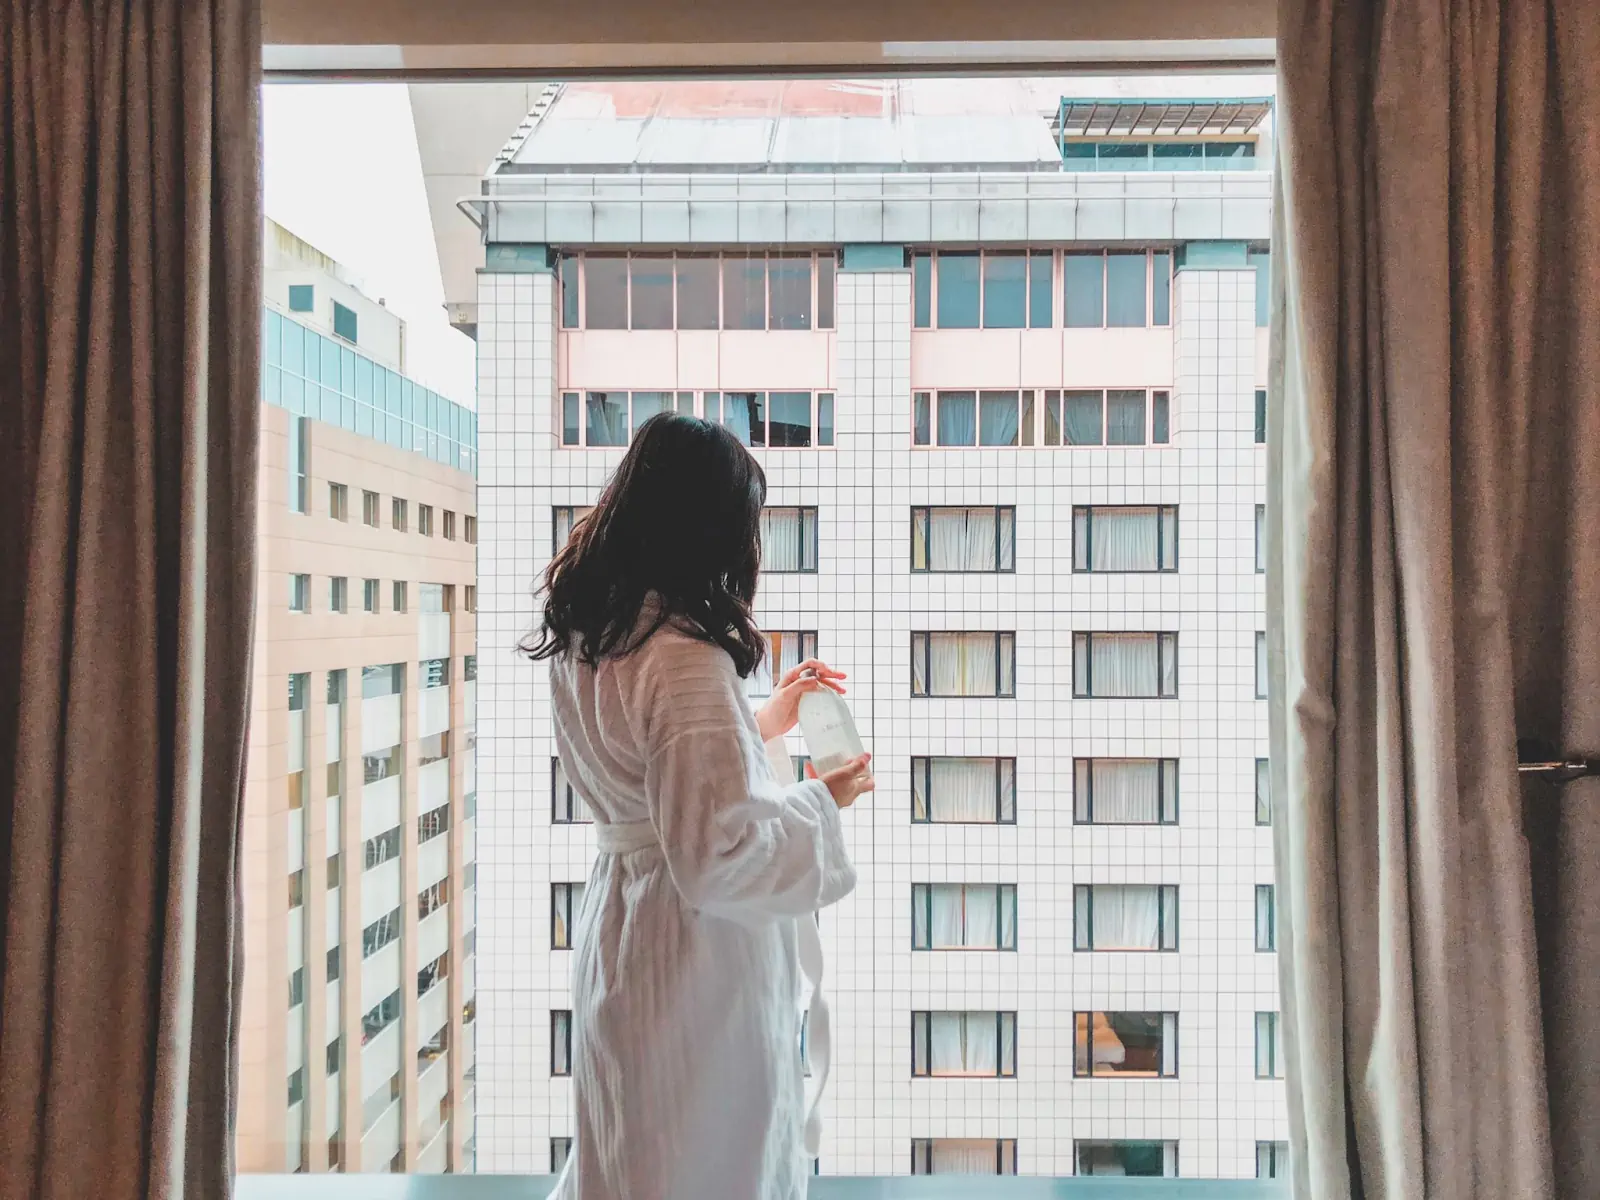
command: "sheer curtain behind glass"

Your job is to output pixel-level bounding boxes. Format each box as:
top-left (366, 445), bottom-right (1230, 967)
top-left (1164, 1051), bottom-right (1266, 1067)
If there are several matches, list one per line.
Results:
top-left (0, 2), bottom-right (261, 1196)
top-left (932, 1141), bottom-right (1000, 1175)
top-left (916, 757), bottom-right (1005, 822)
top-left (1273, 3), bottom-right (1600, 1197)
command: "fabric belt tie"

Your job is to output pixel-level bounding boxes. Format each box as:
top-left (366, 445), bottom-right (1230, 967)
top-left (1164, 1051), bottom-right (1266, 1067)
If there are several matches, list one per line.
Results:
top-left (593, 817), bottom-right (833, 1157)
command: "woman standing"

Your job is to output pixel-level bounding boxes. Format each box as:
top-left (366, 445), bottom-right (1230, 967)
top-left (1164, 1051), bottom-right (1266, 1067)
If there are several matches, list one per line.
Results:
top-left (524, 413), bottom-right (875, 1199)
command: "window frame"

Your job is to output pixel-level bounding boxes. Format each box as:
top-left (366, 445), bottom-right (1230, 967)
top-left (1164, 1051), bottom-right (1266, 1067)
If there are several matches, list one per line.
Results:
top-left (1071, 631), bottom-right (1180, 699)
top-left (562, 251), bottom-right (836, 332)
top-left (910, 1010), bottom-right (1018, 1079)
top-left (551, 881), bottom-right (585, 950)
top-left (1071, 504), bottom-right (1179, 573)
top-left (392, 581), bottom-right (408, 614)
top-left (910, 882), bottom-right (1018, 952)
top-left (551, 1009), bottom-right (573, 1077)
top-left (1072, 757), bottom-right (1180, 825)
top-left (328, 482), bottom-right (348, 521)
top-left (1256, 758), bottom-right (1272, 825)
top-left (560, 390), bottom-right (834, 449)
top-left (759, 505), bottom-right (820, 574)
top-left (391, 497), bottom-right (408, 532)
top-left (361, 489), bottom-right (379, 527)
top-left (910, 631), bottom-right (1017, 698)
top-left (1255, 1011), bottom-right (1283, 1079)
top-left (910, 756), bottom-right (1017, 825)
top-left (288, 572), bottom-right (310, 613)
top-left (1073, 883), bottom-right (1180, 952)
top-left (1073, 1010), bottom-right (1179, 1079)
top-left (1256, 630), bottom-right (1269, 699)
top-left (1256, 883), bottom-right (1277, 952)
top-left (1074, 1140), bottom-right (1180, 1179)
top-left (1061, 248), bottom-right (1172, 329)
top-left (910, 1138), bottom-right (1019, 1176)
top-left (552, 757), bottom-right (591, 825)
top-left (910, 506), bottom-right (1017, 574)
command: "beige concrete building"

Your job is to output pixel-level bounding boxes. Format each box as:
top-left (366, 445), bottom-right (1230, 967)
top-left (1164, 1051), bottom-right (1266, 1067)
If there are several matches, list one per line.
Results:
top-left (238, 222), bottom-right (480, 1174)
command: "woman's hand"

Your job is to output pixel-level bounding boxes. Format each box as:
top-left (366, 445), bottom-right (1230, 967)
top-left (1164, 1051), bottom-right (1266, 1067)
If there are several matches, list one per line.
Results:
top-left (818, 753), bottom-right (874, 809)
top-left (755, 659), bottom-right (846, 743)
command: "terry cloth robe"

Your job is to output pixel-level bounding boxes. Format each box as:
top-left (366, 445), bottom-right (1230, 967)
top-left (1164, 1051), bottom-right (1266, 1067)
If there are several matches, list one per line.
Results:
top-left (548, 621), bottom-right (857, 1200)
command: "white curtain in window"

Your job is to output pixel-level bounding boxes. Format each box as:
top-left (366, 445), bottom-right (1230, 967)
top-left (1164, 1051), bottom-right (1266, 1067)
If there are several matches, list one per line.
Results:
top-left (749, 631), bottom-right (808, 698)
top-left (999, 887), bottom-right (1017, 948)
top-left (929, 509), bottom-right (997, 571)
top-left (928, 633), bottom-right (996, 696)
top-left (1091, 760), bottom-right (1162, 822)
top-left (1088, 634), bottom-right (1159, 697)
top-left (921, 758), bottom-right (999, 822)
top-left (978, 392), bottom-right (1019, 446)
top-left (929, 1012), bottom-right (996, 1075)
top-left (936, 393), bottom-right (977, 445)
top-left (1256, 631), bottom-right (1269, 697)
top-left (1090, 885), bottom-right (1162, 949)
top-left (1088, 508), bottom-right (1160, 571)
top-left (761, 508), bottom-right (803, 572)
top-left (1161, 635), bottom-right (1178, 695)
top-left (931, 1140), bottom-right (998, 1175)
top-left (930, 885), bottom-right (966, 947)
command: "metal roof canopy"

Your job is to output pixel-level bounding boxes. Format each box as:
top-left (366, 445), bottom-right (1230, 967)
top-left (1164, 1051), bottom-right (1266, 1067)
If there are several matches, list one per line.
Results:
top-left (1057, 97), bottom-right (1272, 139)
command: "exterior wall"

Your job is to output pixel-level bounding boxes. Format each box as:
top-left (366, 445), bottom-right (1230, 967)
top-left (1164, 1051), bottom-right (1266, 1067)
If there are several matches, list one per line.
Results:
top-left (475, 178), bottom-right (1279, 1178)
top-left (238, 391), bottom-right (478, 1175)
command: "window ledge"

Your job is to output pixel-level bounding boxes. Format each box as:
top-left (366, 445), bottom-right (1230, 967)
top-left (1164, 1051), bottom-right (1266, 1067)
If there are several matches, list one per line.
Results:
top-left (239, 1178), bottom-right (1291, 1199)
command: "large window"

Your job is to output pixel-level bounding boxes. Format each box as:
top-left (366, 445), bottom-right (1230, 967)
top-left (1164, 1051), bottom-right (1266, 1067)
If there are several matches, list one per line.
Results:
top-left (913, 388), bottom-right (1170, 448)
top-left (1064, 250), bottom-right (1173, 327)
top-left (911, 250), bottom-right (1052, 330)
top-left (551, 1010), bottom-right (573, 1077)
top-left (561, 390), bottom-right (834, 449)
top-left (911, 1011), bottom-right (1017, 1078)
top-left (911, 884), bottom-right (1018, 950)
top-left (748, 630), bottom-right (818, 698)
top-left (911, 1139), bottom-right (1018, 1176)
top-left (1256, 758), bottom-right (1272, 825)
top-left (562, 251), bottom-right (836, 332)
top-left (551, 883), bottom-right (586, 950)
top-left (1073, 884), bottom-right (1179, 951)
top-left (911, 632), bottom-right (1016, 697)
top-left (552, 505), bottom-right (594, 552)
top-left (552, 758), bottom-right (591, 825)
top-left (1073, 505), bottom-right (1178, 572)
top-left (760, 507), bottom-right (818, 573)
top-left (911, 506), bottom-right (1015, 572)
top-left (911, 757), bottom-right (1017, 824)
top-left (1076, 1141), bottom-right (1180, 1178)
top-left (1073, 758), bottom-right (1179, 825)
top-left (1074, 1011), bottom-right (1178, 1078)
top-left (1256, 884), bottom-right (1277, 952)
top-left (1256, 1012), bottom-right (1283, 1079)
top-left (1072, 632), bottom-right (1179, 698)
top-left (361, 907), bottom-right (401, 958)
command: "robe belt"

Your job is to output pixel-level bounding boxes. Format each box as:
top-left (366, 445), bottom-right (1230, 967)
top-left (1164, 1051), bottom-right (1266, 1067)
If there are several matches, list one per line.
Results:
top-left (592, 818), bottom-right (834, 1158)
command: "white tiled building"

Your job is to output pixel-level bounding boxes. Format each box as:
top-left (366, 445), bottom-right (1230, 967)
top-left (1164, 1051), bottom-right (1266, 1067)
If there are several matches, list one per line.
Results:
top-left (471, 81), bottom-right (1283, 1180)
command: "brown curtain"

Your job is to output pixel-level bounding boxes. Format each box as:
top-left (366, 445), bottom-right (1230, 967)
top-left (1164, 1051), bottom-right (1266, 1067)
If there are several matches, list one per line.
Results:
top-left (1271, 1), bottom-right (1600, 1198)
top-left (0, 2), bottom-right (261, 1198)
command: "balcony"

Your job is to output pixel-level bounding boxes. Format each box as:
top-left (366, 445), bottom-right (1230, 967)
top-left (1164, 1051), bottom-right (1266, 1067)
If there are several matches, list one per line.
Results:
top-left (417, 1120), bottom-right (450, 1174)
top-left (241, 1178), bottom-right (1290, 1198)
top-left (358, 1097), bottom-right (401, 1173)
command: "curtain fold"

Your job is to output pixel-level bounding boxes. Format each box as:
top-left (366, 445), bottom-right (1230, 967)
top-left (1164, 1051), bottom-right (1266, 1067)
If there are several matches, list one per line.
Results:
top-left (1273, 2), bottom-right (1600, 1198)
top-left (0, 1), bottom-right (261, 1197)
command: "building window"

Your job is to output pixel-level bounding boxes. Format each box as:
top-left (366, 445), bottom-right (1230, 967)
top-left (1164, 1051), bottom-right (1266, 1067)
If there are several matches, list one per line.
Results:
top-left (569, 251), bottom-right (835, 332)
top-left (287, 284), bottom-right (314, 312)
top-left (911, 632), bottom-right (1016, 697)
top-left (552, 882), bottom-right (587, 950)
top-left (911, 250), bottom-right (1055, 330)
top-left (1074, 1011), bottom-right (1178, 1078)
top-left (363, 578), bottom-right (379, 613)
top-left (1062, 250), bottom-right (1171, 328)
top-left (1072, 632), bottom-right (1178, 698)
top-left (760, 507), bottom-right (819, 573)
top-left (464, 514), bottom-right (477, 544)
top-left (1256, 1012), bottom-right (1283, 1078)
top-left (417, 951), bottom-right (449, 997)
top-left (911, 507), bottom-right (1015, 572)
top-left (362, 489), bottom-right (380, 526)
top-left (418, 730), bottom-right (450, 768)
top-left (288, 966), bottom-right (304, 1008)
top-left (911, 390), bottom-right (1034, 447)
top-left (911, 1011), bottom-right (1017, 1078)
top-left (442, 510), bottom-right (456, 541)
top-left (1076, 1141), bottom-right (1179, 1178)
top-left (1256, 504), bottom-right (1267, 572)
top-left (790, 756), bottom-right (812, 783)
top-left (418, 879), bottom-right (449, 920)
top-left (1256, 758), bottom-right (1272, 825)
top-left (1074, 758), bottom-right (1179, 825)
top-left (326, 942), bottom-right (341, 983)
top-left (392, 581), bottom-right (407, 614)
top-left (911, 1139), bottom-right (1018, 1176)
top-left (288, 573), bottom-right (310, 613)
top-left (551, 1010), bottom-right (573, 1077)
top-left (1074, 884), bottom-right (1179, 951)
top-left (287, 415), bottom-right (309, 513)
top-left (1250, 249), bottom-right (1270, 327)
top-left (1257, 631), bottom-right (1269, 699)
top-left (706, 390), bottom-right (833, 449)
top-left (911, 884), bottom-right (1018, 951)
top-left (391, 497), bottom-right (408, 532)
top-left (287, 1067), bottom-right (304, 1108)
top-left (1072, 505), bottom-right (1178, 572)
top-left (329, 576), bottom-right (347, 614)
top-left (1256, 884), bottom-right (1277, 952)
top-left (325, 1036), bottom-right (342, 1077)
top-left (360, 990), bottom-right (400, 1044)
top-left (361, 663), bottom-right (402, 698)
top-left (363, 825), bottom-right (400, 868)
top-left (1255, 388), bottom-right (1268, 444)
top-left (329, 482), bottom-right (348, 521)
top-left (417, 504), bottom-right (433, 537)
top-left (464, 585), bottom-right (476, 613)
top-left (912, 757), bottom-right (1016, 824)
top-left (418, 801), bottom-right (450, 844)
top-left (362, 907), bottom-right (401, 958)
top-left (553, 505), bottom-right (594, 551)
top-left (552, 757), bottom-right (590, 824)
top-left (332, 300), bottom-right (358, 343)
top-left (551, 1137), bottom-right (572, 1174)
top-left (748, 631), bottom-right (818, 699)
top-left (1030, 388), bottom-right (1172, 447)
top-left (420, 656), bottom-right (451, 689)
top-left (1257, 1141), bottom-right (1290, 1179)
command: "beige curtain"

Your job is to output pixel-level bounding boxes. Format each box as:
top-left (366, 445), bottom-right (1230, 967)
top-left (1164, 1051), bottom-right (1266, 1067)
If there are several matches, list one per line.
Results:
top-left (0, 2), bottom-right (261, 1198)
top-left (1272, 2), bottom-right (1600, 1198)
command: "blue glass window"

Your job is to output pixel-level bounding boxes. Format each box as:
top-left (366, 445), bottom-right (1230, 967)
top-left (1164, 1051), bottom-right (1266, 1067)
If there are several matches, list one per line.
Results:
top-left (1105, 253), bottom-right (1148, 327)
top-left (1065, 254), bottom-right (1104, 328)
top-left (1029, 253), bottom-right (1053, 328)
top-left (936, 253), bottom-right (980, 329)
top-left (981, 254), bottom-right (1026, 330)
top-left (912, 253), bottom-right (932, 329)
top-left (287, 284), bottom-right (314, 312)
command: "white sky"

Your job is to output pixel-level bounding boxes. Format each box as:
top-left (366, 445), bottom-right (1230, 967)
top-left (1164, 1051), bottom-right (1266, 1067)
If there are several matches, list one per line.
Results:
top-left (264, 83), bottom-right (478, 407)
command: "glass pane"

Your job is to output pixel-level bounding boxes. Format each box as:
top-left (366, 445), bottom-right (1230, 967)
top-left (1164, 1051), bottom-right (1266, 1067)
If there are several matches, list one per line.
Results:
top-left (1063, 390), bottom-right (1104, 445)
top-left (585, 392), bottom-right (628, 447)
top-left (1097, 143), bottom-right (1151, 170)
top-left (630, 391), bottom-right (671, 433)
top-left (1251, 250), bottom-right (1271, 327)
top-left (913, 253), bottom-right (932, 328)
top-left (913, 393), bottom-right (931, 445)
top-left (768, 254), bottom-right (813, 330)
top-left (1106, 390), bottom-right (1147, 445)
top-left (1152, 143), bottom-right (1205, 171)
top-left (768, 392), bottom-right (812, 447)
top-left (936, 253), bottom-right (980, 329)
top-left (816, 253), bottom-right (835, 329)
top-left (561, 393), bottom-right (579, 445)
top-left (1151, 251), bottom-right (1172, 325)
top-left (722, 254), bottom-right (766, 330)
top-left (1028, 252), bottom-right (1053, 328)
top-left (724, 392), bottom-right (764, 447)
top-left (981, 254), bottom-right (1026, 329)
top-left (559, 255), bottom-right (579, 327)
top-left (628, 256), bottom-right (674, 329)
top-left (1105, 253), bottom-right (1148, 327)
top-left (584, 255), bottom-right (627, 329)
top-left (817, 393), bottom-right (834, 446)
top-left (675, 255), bottom-right (720, 329)
top-left (936, 392), bottom-right (977, 447)
top-left (978, 392), bottom-right (1019, 446)
top-left (1152, 391), bottom-right (1171, 443)
top-left (1061, 142), bottom-right (1096, 170)
top-left (1064, 253), bottom-right (1104, 327)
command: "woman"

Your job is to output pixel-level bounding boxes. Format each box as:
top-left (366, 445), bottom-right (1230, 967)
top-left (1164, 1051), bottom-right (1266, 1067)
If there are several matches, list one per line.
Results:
top-left (524, 412), bottom-right (875, 1200)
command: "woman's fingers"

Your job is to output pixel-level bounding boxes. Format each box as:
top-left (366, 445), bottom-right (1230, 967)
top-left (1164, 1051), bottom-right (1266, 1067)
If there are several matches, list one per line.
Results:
top-left (780, 658), bottom-right (848, 689)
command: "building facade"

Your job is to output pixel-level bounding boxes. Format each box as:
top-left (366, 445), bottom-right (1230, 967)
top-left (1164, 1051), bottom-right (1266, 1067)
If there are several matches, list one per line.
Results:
top-left (472, 81), bottom-right (1283, 1179)
top-left (238, 222), bottom-right (481, 1174)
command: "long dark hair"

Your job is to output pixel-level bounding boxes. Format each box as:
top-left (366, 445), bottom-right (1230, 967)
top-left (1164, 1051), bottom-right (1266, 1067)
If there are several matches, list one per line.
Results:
top-left (521, 412), bottom-right (768, 676)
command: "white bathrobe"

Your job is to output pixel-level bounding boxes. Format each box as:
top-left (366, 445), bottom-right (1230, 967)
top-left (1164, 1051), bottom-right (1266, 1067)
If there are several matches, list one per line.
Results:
top-left (548, 621), bottom-right (857, 1200)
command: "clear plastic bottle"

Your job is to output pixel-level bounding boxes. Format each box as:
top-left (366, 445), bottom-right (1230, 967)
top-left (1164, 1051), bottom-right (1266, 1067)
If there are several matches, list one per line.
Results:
top-left (798, 687), bottom-right (866, 776)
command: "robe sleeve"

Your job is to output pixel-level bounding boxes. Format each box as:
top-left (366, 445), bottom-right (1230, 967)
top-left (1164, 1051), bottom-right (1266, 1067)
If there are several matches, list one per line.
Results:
top-left (631, 633), bottom-right (857, 920)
